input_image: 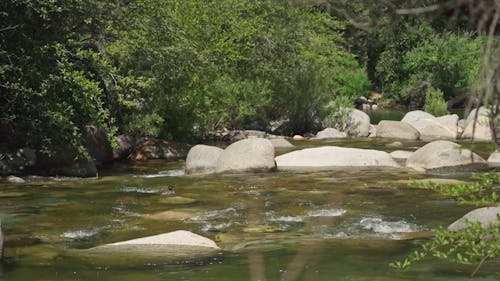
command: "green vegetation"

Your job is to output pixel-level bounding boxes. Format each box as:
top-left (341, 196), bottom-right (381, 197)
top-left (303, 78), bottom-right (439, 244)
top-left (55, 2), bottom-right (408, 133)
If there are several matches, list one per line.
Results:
top-left (392, 173), bottom-right (500, 276)
top-left (423, 87), bottom-right (449, 116)
top-left (0, 0), bottom-right (496, 156)
top-left (1, 0), bottom-right (370, 155)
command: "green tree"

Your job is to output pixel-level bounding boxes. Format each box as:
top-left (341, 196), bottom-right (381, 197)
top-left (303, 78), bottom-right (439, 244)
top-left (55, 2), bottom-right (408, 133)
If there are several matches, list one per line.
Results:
top-left (0, 0), bottom-right (115, 156)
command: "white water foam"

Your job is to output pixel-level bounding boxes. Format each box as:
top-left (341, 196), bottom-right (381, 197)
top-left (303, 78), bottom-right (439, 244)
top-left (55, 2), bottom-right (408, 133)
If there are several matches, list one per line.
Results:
top-left (308, 209), bottom-right (346, 217)
top-left (201, 222), bottom-right (233, 232)
top-left (190, 207), bottom-right (239, 222)
top-left (360, 217), bottom-right (420, 234)
top-left (60, 229), bottom-right (99, 239)
top-left (121, 187), bottom-right (160, 194)
top-left (268, 215), bottom-right (304, 222)
top-left (140, 169), bottom-right (185, 178)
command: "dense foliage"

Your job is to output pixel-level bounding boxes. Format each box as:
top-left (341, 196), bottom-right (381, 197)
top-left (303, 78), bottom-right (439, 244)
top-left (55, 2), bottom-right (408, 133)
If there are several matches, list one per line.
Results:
top-left (1, 0), bottom-right (370, 154)
top-left (423, 87), bottom-right (449, 116)
top-left (0, 0), bottom-right (494, 156)
top-left (0, 0), bottom-right (114, 156)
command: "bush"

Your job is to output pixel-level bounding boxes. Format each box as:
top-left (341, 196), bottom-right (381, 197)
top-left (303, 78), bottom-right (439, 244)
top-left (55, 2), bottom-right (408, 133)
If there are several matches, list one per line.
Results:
top-left (322, 96), bottom-right (355, 131)
top-left (377, 31), bottom-right (482, 106)
top-left (423, 87), bottom-right (449, 116)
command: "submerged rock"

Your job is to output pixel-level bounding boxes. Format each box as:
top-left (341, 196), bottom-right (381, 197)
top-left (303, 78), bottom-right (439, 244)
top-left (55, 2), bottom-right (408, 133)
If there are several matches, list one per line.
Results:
top-left (157, 196), bottom-right (198, 205)
top-left (407, 178), bottom-right (467, 185)
top-left (406, 140), bottom-right (486, 172)
top-left (448, 207), bottom-right (500, 231)
top-left (275, 146), bottom-right (399, 169)
top-left (216, 138), bottom-right (276, 173)
top-left (312, 128), bottom-right (347, 140)
top-left (376, 121), bottom-right (420, 140)
top-left (83, 230), bottom-right (220, 263)
top-left (185, 145), bottom-right (223, 175)
top-left (243, 225), bottom-right (282, 233)
top-left (143, 210), bottom-right (197, 221)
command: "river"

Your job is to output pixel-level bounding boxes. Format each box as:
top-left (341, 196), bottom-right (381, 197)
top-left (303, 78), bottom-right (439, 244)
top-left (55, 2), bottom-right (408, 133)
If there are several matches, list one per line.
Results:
top-left (0, 138), bottom-right (497, 280)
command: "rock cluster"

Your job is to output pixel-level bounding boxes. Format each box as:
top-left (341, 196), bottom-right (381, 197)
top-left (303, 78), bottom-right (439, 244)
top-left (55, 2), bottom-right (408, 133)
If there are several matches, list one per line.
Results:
top-left (186, 138), bottom-right (276, 175)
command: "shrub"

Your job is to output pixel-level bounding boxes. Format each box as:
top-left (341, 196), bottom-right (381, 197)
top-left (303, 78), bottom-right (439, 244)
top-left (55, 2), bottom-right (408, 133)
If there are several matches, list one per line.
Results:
top-left (377, 31), bottom-right (482, 106)
top-left (322, 96), bottom-right (355, 131)
top-left (423, 87), bottom-right (449, 116)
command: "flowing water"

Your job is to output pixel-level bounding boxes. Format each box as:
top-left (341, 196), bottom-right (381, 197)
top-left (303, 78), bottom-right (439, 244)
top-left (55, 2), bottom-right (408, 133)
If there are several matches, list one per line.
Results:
top-left (0, 138), bottom-right (498, 281)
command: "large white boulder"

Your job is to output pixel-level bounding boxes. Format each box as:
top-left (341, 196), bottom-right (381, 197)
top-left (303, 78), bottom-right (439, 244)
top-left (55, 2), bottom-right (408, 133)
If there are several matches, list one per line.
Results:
top-left (448, 207), bottom-right (500, 231)
top-left (346, 109), bottom-right (371, 137)
top-left (312, 128), bottom-right (347, 140)
top-left (406, 140), bottom-right (486, 172)
top-left (216, 138), bottom-right (276, 173)
top-left (402, 111), bottom-right (459, 140)
top-left (106, 230), bottom-right (219, 248)
top-left (185, 145), bottom-right (223, 175)
top-left (465, 107), bottom-right (490, 125)
top-left (487, 150), bottom-right (500, 167)
top-left (418, 114), bottom-right (459, 140)
top-left (376, 121), bottom-right (420, 140)
top-left (275, 146), bottom-right (399, 169)
top-left (401, 110), bottom-right (435, 131)
top-left (462, 116), bottom-right (493, 141)
top-left (462, 107), bottom-right (493, 141)
top-left (83, 230), bottom-right (220, 263)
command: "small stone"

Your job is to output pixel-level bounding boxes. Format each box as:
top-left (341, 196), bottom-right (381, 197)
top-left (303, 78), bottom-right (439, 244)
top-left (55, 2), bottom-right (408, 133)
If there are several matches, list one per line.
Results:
top-left (386, 142), bottom-right (403, 148)
top-left (243, 225), bottom-right (282, 233)
top-left (143, 210), bottom-right (197, 221)
top-left (292, 135), bottom-right (305, 141)
top-left (158, 196), bottom-right (198, 205)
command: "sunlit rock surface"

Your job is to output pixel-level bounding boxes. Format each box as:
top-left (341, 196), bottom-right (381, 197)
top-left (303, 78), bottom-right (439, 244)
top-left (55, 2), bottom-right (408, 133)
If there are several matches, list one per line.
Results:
top-left (376, 121), bottom-right (420, 140)
top-left (406, 140), bottom-right (486, 172)
top-left (81, 230), bottom-right (221, 264)
top-left (275, 146), bottom-right (399, 169)
top-left (185, 144), bottom-right (223, 175)
top-left (216, 138), bottom-right (276, 173)
top-left (448, 207), bottom-right (500, 231)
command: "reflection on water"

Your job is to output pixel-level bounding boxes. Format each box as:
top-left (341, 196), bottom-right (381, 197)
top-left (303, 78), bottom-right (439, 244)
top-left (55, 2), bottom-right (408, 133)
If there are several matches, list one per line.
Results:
top-left (0, 140), bottom-right (499, 280)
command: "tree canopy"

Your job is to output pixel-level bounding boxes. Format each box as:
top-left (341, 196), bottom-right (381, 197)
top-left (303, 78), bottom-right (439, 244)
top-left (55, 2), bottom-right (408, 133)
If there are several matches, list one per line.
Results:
top-left (1, 0), bottom-right (496, 156)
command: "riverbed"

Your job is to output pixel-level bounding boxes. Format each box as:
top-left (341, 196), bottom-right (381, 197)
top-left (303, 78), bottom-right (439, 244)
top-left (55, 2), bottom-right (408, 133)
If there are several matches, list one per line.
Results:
top-left (0, 138), bottom-right (498, 281)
